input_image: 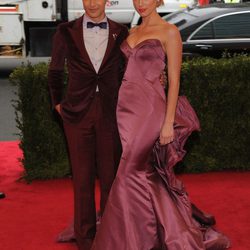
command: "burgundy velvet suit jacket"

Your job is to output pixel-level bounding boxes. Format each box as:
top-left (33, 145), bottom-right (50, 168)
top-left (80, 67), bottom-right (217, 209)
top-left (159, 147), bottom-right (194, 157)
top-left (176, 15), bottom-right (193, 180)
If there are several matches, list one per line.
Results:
top-left (48, 16), bottom-right (128, 123)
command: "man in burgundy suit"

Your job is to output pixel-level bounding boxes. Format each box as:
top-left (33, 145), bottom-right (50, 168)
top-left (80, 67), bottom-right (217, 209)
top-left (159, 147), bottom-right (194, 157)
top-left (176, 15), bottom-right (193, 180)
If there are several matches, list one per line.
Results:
top-left (48, 0), bottom-right (128, 249)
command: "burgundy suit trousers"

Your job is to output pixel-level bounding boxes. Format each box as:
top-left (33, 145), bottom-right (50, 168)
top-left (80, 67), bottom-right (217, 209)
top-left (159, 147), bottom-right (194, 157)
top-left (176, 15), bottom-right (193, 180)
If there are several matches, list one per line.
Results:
top-left (63, 93), bottom-right (117, 250)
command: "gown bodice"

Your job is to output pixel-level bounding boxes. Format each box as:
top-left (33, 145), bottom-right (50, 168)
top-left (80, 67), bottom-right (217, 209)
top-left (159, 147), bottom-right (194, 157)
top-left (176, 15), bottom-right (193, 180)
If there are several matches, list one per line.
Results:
top-left (121, 39), bottom-right (166, 85)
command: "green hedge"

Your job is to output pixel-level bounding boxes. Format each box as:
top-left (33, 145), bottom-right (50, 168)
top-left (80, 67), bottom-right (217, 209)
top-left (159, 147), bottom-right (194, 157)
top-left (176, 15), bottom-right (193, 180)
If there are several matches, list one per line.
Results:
top-left (10, 63), bottom-right (70, 182)
top-left (10, 55), bottom-right (250, 181)
top-left (181, 55), bottom-right (250, 172)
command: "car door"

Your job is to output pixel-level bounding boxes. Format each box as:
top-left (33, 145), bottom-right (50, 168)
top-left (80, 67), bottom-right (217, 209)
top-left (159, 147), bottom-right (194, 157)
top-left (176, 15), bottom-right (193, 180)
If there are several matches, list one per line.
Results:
top-left (184, 11), bottom-right (250, 57)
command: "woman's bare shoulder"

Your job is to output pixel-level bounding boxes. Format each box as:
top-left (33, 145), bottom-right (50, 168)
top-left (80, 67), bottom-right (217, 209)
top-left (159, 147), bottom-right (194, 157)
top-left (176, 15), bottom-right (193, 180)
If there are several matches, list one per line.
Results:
top-left (157, 22), bottom-right (181, 47)
top-left (160, 22), bottom-right (180, 38)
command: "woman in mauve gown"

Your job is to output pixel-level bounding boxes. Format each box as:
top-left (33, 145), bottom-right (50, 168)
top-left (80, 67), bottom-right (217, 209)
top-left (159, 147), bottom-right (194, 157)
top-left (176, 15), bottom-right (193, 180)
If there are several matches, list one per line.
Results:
top-left (91, 0), bottom-right (231, 249)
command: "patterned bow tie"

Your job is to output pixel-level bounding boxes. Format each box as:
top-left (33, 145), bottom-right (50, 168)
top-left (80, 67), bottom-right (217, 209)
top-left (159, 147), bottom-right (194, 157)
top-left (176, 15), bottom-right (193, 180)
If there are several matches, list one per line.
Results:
top-left (87, 22), bottom-right (107, 29)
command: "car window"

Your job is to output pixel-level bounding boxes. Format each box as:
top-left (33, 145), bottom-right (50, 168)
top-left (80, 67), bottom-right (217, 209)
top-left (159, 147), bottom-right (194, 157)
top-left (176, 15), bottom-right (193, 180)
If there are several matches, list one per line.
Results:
top-left (191, 22), bottom-right (214, 40)
top-left (180, 22), bottom-right (207, 40)
top-left (213, 12), bottom-right (250, 39)
top-left (191, 12), bottom-right (250, 40)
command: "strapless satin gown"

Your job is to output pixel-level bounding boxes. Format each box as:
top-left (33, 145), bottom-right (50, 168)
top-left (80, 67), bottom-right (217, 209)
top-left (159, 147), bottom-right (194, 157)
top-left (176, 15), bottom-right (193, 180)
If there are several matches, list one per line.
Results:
top-left (91, 39), bottom-right (230, 250)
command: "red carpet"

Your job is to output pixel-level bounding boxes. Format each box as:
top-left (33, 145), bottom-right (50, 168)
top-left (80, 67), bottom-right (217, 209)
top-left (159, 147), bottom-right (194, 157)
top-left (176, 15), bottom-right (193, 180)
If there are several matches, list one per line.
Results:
top-left (0, 141), bottom-right (250, 250)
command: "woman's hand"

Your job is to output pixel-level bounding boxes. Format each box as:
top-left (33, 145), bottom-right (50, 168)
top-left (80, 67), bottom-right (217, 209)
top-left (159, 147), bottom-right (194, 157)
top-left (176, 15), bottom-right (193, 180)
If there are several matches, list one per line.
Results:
top-left (160, 122), bottom-right (174, 145)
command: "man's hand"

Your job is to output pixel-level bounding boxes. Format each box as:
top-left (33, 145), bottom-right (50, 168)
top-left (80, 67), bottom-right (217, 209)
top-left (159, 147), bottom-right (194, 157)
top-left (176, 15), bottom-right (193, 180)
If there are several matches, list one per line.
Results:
top-left (160, 70), bottom-right (167, 86)
top-left (55, 104), bottom-right (61, 115)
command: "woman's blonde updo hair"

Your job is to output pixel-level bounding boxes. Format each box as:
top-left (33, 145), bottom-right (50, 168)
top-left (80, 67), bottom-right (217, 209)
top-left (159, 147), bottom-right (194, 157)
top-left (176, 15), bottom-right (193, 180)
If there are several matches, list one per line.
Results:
top-left (156, 0), bottom-right (164, 7)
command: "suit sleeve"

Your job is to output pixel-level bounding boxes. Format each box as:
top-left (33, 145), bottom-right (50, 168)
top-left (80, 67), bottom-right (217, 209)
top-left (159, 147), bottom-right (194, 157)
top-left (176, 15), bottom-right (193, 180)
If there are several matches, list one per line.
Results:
top-left (48, 25), bottom-right (67, 109)
top-left (119, 26), bottom-right (129, 83)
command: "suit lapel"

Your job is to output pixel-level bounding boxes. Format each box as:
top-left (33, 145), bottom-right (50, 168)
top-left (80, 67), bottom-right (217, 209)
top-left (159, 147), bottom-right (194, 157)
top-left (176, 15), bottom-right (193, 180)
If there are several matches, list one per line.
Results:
top-left (68, 16), bottom-right (95, 71)
top-left (99, 19), bottom-right (122, 71)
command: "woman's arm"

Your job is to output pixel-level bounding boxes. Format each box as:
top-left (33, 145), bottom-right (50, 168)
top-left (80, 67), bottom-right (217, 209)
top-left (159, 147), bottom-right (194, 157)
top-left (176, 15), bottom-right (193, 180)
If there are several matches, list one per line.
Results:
top-left (160, 24), bottom-right (182, 145)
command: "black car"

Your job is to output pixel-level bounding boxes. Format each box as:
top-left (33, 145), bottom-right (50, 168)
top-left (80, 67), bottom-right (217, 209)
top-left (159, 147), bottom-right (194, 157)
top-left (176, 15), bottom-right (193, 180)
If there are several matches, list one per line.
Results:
top-left (163, 4), bottom-right (250, 58)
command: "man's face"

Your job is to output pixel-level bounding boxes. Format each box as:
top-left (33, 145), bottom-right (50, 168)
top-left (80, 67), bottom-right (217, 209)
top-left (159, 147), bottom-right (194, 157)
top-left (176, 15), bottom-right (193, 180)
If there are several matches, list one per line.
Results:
top-left (82, 0), bottom-right (107, 22)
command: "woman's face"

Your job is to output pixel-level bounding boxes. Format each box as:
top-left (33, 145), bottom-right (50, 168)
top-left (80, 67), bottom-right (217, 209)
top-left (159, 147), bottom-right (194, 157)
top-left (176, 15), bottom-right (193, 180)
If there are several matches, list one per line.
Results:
top-left (133, 0), bottom-right (159, 17)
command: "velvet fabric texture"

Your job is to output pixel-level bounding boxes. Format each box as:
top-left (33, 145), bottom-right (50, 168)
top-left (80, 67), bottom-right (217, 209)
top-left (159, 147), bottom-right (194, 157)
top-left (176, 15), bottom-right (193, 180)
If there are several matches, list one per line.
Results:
top-left (48, 16), bottom-right (128, 123)
top-left (48, 15), bottom-right (129, 250)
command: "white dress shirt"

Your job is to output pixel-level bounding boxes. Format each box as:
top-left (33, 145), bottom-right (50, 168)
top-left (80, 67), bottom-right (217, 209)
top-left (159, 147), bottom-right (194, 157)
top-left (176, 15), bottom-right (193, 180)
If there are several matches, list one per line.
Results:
top-left (83, 15), bottom-right (109, 74)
